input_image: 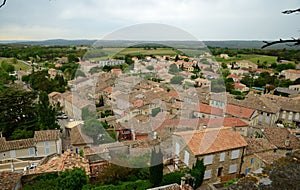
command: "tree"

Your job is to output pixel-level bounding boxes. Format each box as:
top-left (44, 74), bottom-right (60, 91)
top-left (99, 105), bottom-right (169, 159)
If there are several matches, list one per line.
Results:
top-left (0, 87), bottom-right (37, 139)
top-left (190, 159), bottom-right (206, 189)
top-left (36, 91), bottom-right (60, 130)
top-left (59, 167), bottom-right (89, 190)
top-left (170, 75), bottom-right (184, 84)
top-left (221, 62), bottom-right (227, 69)
top-left (168, 63), bottom-right (179, 74)
top-left (174, 54), bottom-right (179, 62)
top-left (1, 60), bottom-right (15, 73)
top-left (150, 147), bottom-right (163, 187)
top-left (146, 65), bottom-right (154, 70)
top-left (262, 8), bottom-right (300, 48)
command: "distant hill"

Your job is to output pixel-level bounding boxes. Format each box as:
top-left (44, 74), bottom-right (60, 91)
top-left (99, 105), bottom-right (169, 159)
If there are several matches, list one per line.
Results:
top-left (0, 39), bottom-right (299, 49)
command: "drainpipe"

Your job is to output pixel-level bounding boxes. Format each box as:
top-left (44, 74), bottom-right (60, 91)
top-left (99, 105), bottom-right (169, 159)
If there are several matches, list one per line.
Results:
top-left (239, 146), bottom-right (246, 175)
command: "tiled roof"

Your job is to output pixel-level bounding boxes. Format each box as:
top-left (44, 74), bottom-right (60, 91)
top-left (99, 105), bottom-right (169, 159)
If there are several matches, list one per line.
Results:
top-left (226, 104), bottom-right (256, 119)
top-left (254, 151), bottom-right (286, 164)
top-left (263, 127), bottom-right (300, 149)
top-left (204, 118), bottom-right (248, 128)
top-left (283, 69), bottom-right (300, 74)
top-left (244, 137), bottom-right (277, 155)
top-left (174, 128), bottom-right (248, 156)
top-left (0, 138), bottom-right (34, 152)
top-left (34, 130), bottom-right (60, 142)
top-left (70, 125), bottom-right (94, 145)
top-left (0, 172), bottom-right (22, 190)
top-left (228, 92), bottom-right (280, 113)
top-left (194, 103), bottom-right (224, 116)
top-left (30, 151), bottom-right (90, 175)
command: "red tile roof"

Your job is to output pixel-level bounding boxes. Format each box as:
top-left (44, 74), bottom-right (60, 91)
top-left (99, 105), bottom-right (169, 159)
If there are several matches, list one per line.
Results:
top-left (226, 104), bottom-right (255, 119)
top-left (174, 128), bottom-right (248, 156)
top-left (194, 103), bottom-right (223, 116)
top-left (204, 118), bottom-right (248, 128)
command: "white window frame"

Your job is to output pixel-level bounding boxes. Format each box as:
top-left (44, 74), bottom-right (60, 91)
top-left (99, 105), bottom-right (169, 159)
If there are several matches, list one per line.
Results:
top-left (288, 112), bottom-right (293, 121)
top-left (44, 141), bottom-right (50, 147)
top-left (295, 113), bottom-right (299, 121)
top-left (282, 111), bottom-right (286, 119)
top-left (204, 169), bottom-right (212, 179)
top-left (184, 151), bottom-right (189, 166)
top-left (231, 149), bottom-right (240, 159)
top-left (204, 155), bottom-right (214, 165)
top-left (220, 152), bottom-right (225, 162)
top-left (229, 164), bottom-right (237, 174)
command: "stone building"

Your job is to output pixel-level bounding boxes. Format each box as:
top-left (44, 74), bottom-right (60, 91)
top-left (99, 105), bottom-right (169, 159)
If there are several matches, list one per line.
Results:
top-left (172, 128), bottom-right (247, 184)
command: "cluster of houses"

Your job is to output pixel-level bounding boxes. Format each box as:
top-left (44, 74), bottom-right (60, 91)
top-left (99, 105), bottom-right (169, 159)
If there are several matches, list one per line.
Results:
top-left (1, 53), bottom-right (300, 189)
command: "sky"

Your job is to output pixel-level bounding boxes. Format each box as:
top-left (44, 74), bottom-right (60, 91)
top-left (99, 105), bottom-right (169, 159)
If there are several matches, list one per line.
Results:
top-left (0, 0), bottom-right (299, 41)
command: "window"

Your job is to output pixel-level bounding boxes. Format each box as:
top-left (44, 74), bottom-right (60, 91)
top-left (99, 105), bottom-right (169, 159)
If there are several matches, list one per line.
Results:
top-left (282, 111), bottom-right (286, 119)
top-left (45, 147), bottom-right (50, 155)
top-left (10, 150), bottom-right (16, 158)
top-left (265, 117), bottom-right (270, 124)
top-left (251, 158), bottom-right (255, 164)
top-left (259, 115), bottom-right (263, 122)
top-left (245, 168), bottom-right (251, 175)
top-left (231, 149), bottom-right (240, 159)
top-left (288, 112), bottom-right (293, 121)
top-left (295, 113), bottom-right (299, 121)
top-left (204, 170), bottom-right (212, 179)
top-left (44, 141), bottom-right (50, 147)
top-left (29, 148), bottom-right (35, 156)
top-left (204, 155), bottom-right (214, 165)
top-left (229, 164), bottom-right (237, 173)
top-left (184, 151), bottom-right (189, 166)
top-left (175, 142), bottom-right (180, 155)
top-left (220, 152), bottom-right (225, 162)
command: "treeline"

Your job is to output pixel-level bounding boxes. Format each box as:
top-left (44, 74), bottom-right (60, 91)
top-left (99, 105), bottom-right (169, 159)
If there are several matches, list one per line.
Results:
top-left (209, 47), bottom-right (300, 62)
top-left (0, 45), bottom-right (87, 62)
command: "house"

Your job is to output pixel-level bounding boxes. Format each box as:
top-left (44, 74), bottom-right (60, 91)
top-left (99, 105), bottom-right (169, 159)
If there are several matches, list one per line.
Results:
top-left (192, 103), bottom-right (224, 119)
top-left (227, 74), bottom-right (241, 83)
top-left (220, 54), bottom-right (230, 59)
top-left (274, 87), bottom-right (299, 97)
top-left (34, 130), bottom-right (62, 157)
top-left (209, 92), bottom-right (227, 109)
top-left (228, 93), bottom-right (280, 126)
top-left (203, 118), bottom-right (249, 136)
top-left (173, 128), bottom-right (248, 183)
top-left (289, 84), bottom-right (300, 92)
top-left (194, 78), bottom-right (211, 90)
top-left (263, 127), bottom-right (300, 154)
top-left (48, 68), bottom-right (63, 79)
top-left (225, 104), bottom-right (259, 127)
top-left (281, 69), bottom-right (300, 81)
top-left (69, 124), bottom-right (94, 150)
top-left (241, 137), bottom-right (281, 175)
top-left (234, 83), bottom-right (249, 92)
top-left (236, 60), bottom-right (258, 69)
top-left (0, 172), bottom-right (22, 190)
top-left (0, 130), bottom-right (62, 161)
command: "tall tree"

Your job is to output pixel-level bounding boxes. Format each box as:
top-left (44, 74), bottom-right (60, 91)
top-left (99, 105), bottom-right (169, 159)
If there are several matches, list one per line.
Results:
top-left (0, 87), bottom-right (37, 139)
top-left (190, 159), bottom-right (206, 189)
top-left (149, 147), bottom-right (163, 187)
top-left (36, 91), bottom-right (59, 130)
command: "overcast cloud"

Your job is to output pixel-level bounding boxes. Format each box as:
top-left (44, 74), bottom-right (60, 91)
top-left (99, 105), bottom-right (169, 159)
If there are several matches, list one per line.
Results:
top-left (0, 0), bottom-right (299, 40)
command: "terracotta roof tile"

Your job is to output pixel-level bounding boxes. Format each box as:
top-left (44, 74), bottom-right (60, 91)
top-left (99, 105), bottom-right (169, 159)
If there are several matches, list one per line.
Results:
top-left (204, 117), bottom-right (248, 128)
top-left (194, 103), bottom-right (223, 116)
top-left (0, 172), bottom-right (22, 190)
top-left (263, 127), bottom-right (300, 149)
top-left (226, 104), bottom-right (256, 119)
top-left (34, 130), bottom-right (60, 142)
top-left (244, 137), bottom-right (277, 155)
top-left (174, 128), bottom-right (248, 156)
top-left (0, 138), bottom-right (34, 152)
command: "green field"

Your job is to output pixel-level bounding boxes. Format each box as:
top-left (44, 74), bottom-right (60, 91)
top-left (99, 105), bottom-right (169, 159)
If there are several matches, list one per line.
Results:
top-left (0, 57), bottom-right (30, 71)
top-left (215, 54), bottom-right (279, 64)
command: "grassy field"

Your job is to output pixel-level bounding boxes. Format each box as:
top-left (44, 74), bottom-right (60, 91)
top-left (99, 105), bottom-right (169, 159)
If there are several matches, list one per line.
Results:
top-left (214, 54), bottom-right (279, 64)
top-left (0, 57), bottom-right (30, 71)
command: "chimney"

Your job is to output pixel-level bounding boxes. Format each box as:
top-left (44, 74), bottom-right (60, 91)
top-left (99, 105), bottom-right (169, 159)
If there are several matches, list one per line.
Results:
top-left (285, 135), bottom-right (290, 147)
top-left (180, 177), bottom-right (186, 189)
